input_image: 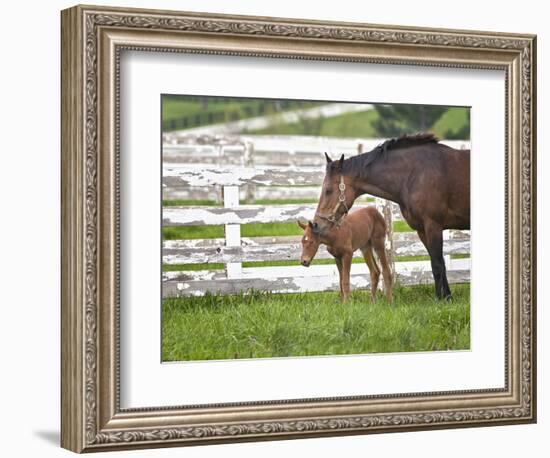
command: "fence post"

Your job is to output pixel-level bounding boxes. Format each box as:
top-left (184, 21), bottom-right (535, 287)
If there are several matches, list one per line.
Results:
top-left (375, 198), bottom-right (395, 287)
top-left (214, 144), bottom-right (224, 205)
top-left (223, 185), bottom-right (242, 278)
top-left (443, 230), bottom-right (451, 271)
top-left (243, 140), bottom-right (255, 203)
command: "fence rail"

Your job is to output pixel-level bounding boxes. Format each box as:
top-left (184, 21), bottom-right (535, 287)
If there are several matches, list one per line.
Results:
top-left (163, 165), bottom-right (325, 188)
top-left (164, 270), bottom-right (471, 297)
top-left (163, 231), bottom-right (470, 265)
top-left (163, 203), bottom-right (365, 226)
top-left (162, 136), bottom-right (469, 202)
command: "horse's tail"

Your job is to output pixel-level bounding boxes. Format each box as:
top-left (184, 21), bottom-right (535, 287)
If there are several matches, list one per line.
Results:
top-left (364, 242), bottom-right (381, 276)
top-left (371, 243), bottom-right (381, 275)
top-left (366, 206), bottom-right (388, 240)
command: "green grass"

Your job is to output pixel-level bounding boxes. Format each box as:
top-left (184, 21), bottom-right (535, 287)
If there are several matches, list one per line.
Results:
top-left (162, 199), bottom-right (219, 207)
top-left (164, 263), bottom-right (225, 272)
top-left (163, 225), bottom-right (224, 240)
top-left (316, 109), bottom-right (379, 137)
top-left (253, 198), bottom-right (318, 205)
top-left (162, 97), bottom-right (319, 131)
top-left (249, 109), bottom-right (379, 137)
top-left (162, 254), bottom-right (454, 273)
top-left (163, 219), bottom-right (412, 241)
top-left (163, 222), bottom-right (303, 240)
top-left (162, 98), bottom-right (267, 123)
top-left (162, 99), bottom-right (204, 121)
top-left (162, 95), bottom-right (469, 139)
top-left (247, 106), bottom-right (469, 140)
top-left (162, 283), bottom-right (470, 361)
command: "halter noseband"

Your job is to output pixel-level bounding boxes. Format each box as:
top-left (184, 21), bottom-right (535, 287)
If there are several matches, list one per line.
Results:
top-left (315, 175), bottom-right (349, 228)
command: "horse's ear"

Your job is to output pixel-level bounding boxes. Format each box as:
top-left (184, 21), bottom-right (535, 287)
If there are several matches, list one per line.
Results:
top-left (324, 152), bottom-right (332, 164)
top-left (309, 221), bottom-right (320, 233)
top-left (297, 220), bottom-right (307, 230)
top-left (337, 154), bottom-right (345, 169)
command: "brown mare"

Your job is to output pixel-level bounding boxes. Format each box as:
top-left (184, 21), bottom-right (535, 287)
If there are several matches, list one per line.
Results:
top-left (298, 207), bottom-right (393, 302)
top-left (314, 133), bottom-right (470, 300)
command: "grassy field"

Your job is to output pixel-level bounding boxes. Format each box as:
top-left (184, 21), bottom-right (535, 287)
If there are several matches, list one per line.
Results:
top-left (249, 108), bottom-right (379, 137)
top-left (162, 97), bottom-right (317, 131)
top-left (162, 220), bottom-right (413, 243)
top-left (223, 103), bottom-right (468, 140)
top-left (163, 95), bottom-right (470, 139)
top-left (162, 283), bottom-right (470, 361)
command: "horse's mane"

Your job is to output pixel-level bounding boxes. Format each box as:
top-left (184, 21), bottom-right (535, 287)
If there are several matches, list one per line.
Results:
top-left (341, 132), bottom-right (439, 176)
top-left (380, 132), bottom-right (439, 152)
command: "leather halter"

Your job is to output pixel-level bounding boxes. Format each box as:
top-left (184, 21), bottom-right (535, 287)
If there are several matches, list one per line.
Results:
top-left (315, 175), bottom-right (349, 228)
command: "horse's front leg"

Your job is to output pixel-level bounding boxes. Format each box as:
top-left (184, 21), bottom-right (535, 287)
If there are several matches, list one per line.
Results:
top-left (335, 257), bottom-right (344, 300)
top-left (421, 222), bottom-right (451, 300)
top-left (340, 253), bottom-right (352, 302)
top-left (361, 244), bottom-right (380, 302)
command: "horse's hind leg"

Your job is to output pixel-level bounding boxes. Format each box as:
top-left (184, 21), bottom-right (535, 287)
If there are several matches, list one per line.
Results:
top-left (421, 222), bottom-right (452, 300)
top-left (372, 236), bottom-right (393, 303)
top-left (335, 256), bottom-right (344, 301)
top-left (361, 243), bottom-right (380, 301)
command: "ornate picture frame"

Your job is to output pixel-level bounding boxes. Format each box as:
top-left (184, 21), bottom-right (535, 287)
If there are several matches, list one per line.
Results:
top-left (61, 4), bottom-right (536, 453)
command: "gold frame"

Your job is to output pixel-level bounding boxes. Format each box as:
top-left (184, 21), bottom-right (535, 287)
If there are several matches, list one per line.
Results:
top-left (61, 4), bottom-right (537, 453)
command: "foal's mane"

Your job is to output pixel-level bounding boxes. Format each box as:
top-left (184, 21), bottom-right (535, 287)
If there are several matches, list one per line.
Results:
top-left (341, 132), bottom-right (439, 176)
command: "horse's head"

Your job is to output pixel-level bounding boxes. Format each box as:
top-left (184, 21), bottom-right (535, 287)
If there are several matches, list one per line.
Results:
top-left (297, 220), bottom-right (321, 267)
top-left (314, 153), bottom-right (356, 232)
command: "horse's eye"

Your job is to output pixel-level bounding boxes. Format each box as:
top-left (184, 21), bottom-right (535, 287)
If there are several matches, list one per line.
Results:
top-left (325, 189), bottom-right (333, 196)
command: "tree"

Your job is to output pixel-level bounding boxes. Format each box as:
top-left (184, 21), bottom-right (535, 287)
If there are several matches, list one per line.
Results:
top-left (372, 105), bottom-right (447, 137)
top-left (442, 109), bottom-right (471, 140)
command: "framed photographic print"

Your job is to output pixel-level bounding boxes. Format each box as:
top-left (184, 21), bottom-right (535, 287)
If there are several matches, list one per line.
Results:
top-left (61, 4), bottom-right (537, 453)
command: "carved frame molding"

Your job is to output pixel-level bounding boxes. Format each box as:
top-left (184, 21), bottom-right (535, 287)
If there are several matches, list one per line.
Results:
top-left (61, 5), bottom-right (536, 452)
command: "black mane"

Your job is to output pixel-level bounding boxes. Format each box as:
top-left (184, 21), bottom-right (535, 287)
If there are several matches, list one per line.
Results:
top-left (381, 132), bottom-right (439, 152)
top-left (340, 132), bottom-right (439, 176)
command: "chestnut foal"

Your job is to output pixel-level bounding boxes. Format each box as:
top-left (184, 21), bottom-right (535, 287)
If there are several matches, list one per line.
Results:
top-left (298, 207), bottom-right (393, 302)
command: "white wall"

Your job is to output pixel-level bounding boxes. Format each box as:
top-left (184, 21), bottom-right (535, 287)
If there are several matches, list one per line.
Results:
top-left (0, 0), bottom-right (545, 457)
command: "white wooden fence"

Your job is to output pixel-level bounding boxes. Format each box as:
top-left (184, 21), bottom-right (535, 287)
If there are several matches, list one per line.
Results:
top-left (162, 135), bottom-right (469, 202)
top-left (162, 135), bottom-right (470, 298)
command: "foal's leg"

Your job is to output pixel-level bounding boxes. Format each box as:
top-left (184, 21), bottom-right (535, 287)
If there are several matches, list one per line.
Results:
top-left (340, 253), bottom-right (352, 302)
top-left (372, 236), bottom-right (393, 303)
top-left (422, 221), bottom-right (452, 300)
top-left (361, 243), bottom-right (380, 301)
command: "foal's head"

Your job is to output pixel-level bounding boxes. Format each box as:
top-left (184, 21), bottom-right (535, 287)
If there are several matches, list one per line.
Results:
top-left (314, 153), bottom-right (356, 232)
top-left (297, 220), bottom-right (321, 267)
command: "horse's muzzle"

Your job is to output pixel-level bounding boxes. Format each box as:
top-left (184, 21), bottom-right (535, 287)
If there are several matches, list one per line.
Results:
top-left (301, 259), bottom-right (311, 267)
